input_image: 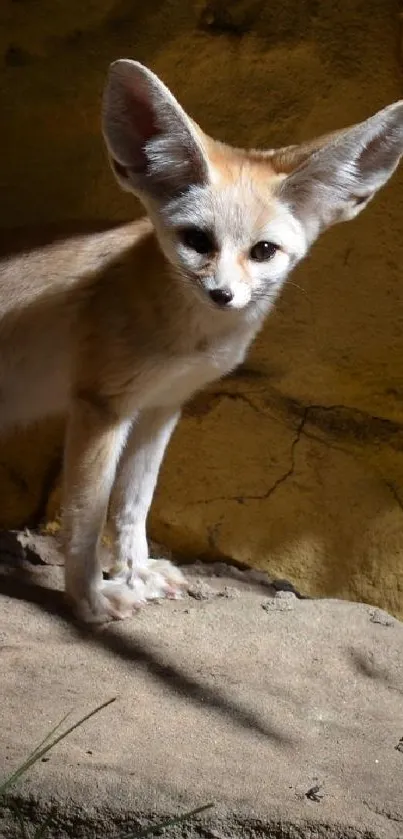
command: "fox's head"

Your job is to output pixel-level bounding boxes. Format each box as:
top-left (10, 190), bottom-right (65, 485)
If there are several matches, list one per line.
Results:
top-left (102, 60), bottom-right (403, 314)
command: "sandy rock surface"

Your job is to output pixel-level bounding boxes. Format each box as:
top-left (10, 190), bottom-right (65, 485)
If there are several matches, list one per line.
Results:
top-left (0, 533), bottom-right (402, 838)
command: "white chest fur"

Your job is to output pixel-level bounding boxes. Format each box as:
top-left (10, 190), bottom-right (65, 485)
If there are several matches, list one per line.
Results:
top-left (139, 328), bottom-right (253, 411)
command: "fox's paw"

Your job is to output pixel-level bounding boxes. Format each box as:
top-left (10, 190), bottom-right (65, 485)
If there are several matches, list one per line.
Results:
top-left (130, 558), bottom-right (187, 601)
top-left (67, 579), bottom-right (145, 624)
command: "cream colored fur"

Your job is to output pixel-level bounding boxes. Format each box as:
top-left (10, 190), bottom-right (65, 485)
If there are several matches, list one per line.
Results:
top-left (1, 60), bottom-right (402, 622)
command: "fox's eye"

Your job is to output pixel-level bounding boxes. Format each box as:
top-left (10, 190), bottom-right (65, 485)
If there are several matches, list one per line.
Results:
top-left (180, 227), bottom-right (215, 255)
top-left (250, 241), bottom-right (278, 262)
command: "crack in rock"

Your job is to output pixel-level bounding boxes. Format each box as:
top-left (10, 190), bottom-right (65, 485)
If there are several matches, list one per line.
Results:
top-left (385, 481), bottom-right (403, 514)
top-left (297, 402), bottom-right (403, 450)
top-left (190, 378), bottom-right (403, 447)
top-left (184, 410), bottom-right (308, 508)
top-left (181, 395), bottom-right (403, 517)
top-left (239, 409), bottom-right (308, 503)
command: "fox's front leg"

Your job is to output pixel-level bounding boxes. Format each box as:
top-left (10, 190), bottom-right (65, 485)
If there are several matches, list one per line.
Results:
top-left (108, 405), bottom-right (186, 601)
top-left (62, 396), bottom-right (132, 623)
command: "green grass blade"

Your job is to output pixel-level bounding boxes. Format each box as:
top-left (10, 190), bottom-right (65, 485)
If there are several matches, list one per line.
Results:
top-left (0, 697), bottom-right (117, 796)
top-left (129, 802), bottom-right (215, 839)
top-left (29, 711), bottom-right (72, 759)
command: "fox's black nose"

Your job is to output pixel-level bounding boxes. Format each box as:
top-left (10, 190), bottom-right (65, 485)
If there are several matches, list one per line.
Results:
top-left (209, 288), bottom-right (233, 307)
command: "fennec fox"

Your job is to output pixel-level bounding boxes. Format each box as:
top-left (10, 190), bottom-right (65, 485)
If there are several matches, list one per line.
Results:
top-left (1, 61), bottom-right (402, 623)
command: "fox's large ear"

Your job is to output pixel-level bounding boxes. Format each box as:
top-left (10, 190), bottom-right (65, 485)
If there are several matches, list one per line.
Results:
top-left (271, 101), bottom-right (403, 238)
top-left (102, 60), bottom-right (209, 197)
